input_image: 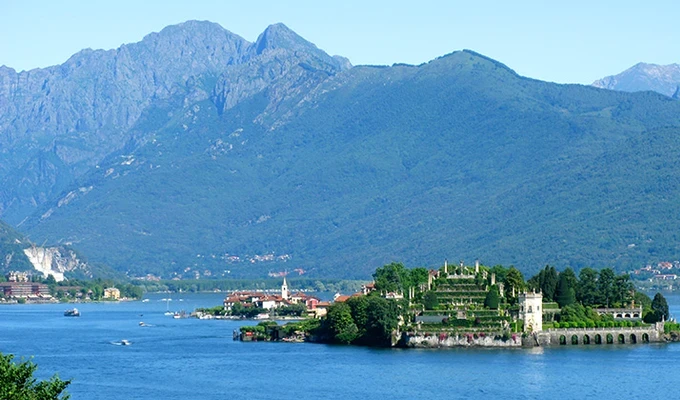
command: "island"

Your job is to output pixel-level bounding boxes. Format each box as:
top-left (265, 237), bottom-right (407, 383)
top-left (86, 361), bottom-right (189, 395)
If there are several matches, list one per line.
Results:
top-left (229, 261), bottom-right (679, 347)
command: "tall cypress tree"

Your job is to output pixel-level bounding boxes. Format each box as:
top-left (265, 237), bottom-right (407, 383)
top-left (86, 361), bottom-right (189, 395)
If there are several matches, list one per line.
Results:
top-left (484, 285), bottom-right (500, 309)
top-left (597, 268), bottom-right (616, 307)
top-left (542, 266), bottom-right (559, 302)
top-left (652, 293), bottom-right (669, 322)
top-left (555, 273), bottom-right (576, 308)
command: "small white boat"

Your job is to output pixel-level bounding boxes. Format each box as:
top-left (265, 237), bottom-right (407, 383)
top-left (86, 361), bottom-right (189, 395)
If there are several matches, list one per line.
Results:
top-left (120, 339), bottom-right (131, 346)
top-left (164, 298), bottom-right (174, 316)
top-left (64, 308), bottom-right (80, 317)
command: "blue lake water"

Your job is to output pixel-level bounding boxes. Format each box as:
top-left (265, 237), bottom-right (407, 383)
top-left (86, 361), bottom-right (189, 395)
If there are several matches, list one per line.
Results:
top-left (1, 292), bottom-right (680, 399)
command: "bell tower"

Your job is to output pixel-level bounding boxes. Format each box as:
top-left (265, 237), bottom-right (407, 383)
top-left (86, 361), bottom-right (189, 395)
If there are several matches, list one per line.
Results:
top-left (281, 276), bottom-right (289, 300)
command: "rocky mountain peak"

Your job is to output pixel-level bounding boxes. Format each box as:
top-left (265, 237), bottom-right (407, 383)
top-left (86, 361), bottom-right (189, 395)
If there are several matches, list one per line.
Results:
top-left (252, 23), bottom-right (310, 55)
top-left (592, 62), bottom-right (680, 97)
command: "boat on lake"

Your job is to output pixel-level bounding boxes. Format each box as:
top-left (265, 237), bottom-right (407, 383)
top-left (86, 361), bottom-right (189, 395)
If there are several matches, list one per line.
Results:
top-left (164, 298), bottom-right (174, 316)
top-left (64, 308), bottom-right (80, 317)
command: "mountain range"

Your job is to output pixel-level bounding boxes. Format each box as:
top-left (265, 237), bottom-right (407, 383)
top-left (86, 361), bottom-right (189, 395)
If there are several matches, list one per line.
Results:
top-left (2, 21), bottom-right (680, 279)
top-left (592, 62), bottom-right (680, 98)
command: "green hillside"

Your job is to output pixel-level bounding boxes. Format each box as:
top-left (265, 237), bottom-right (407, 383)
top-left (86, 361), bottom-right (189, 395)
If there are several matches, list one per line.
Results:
top-left (18, 48), bottom-right (680, 279)
top-left (0, 219), bottom-right (34, 272)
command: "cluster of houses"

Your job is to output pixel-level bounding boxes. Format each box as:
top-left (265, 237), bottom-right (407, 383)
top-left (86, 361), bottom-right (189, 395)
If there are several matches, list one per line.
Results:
top-left (223, 277), bottom-right (332, 318)
top-left (0, 271), bottom-right (121, 302)
top-left (632, 261), bottom-right (679, 280)
top-left (222, 278), bottom-right (387, 318)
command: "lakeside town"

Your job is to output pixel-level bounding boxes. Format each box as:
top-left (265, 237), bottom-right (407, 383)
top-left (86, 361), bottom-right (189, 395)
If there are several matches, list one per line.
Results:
top-left (0, 271), bottom-right (137, 303)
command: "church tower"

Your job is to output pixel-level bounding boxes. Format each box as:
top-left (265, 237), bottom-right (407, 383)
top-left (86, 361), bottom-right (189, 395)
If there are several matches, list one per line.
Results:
top-left (281, 276), bottom-right (289, 300)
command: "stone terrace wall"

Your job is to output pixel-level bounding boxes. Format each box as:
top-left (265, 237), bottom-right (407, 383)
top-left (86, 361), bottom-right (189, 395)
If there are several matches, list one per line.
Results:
top-left (401, 332), bottom-right (522, 348)
top-left (536, 324), bottom-right (664, 346)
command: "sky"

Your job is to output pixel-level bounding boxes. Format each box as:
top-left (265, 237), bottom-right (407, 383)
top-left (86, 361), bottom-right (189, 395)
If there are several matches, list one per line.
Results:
top-left (1, 0), bottom-right (678, 84)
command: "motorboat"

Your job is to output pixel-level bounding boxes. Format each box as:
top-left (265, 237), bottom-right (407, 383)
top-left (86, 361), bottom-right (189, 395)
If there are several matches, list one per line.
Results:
top-left (64, 308), bottom-right (80, 317)
top-left (120, 339), bottom-right (131, 346)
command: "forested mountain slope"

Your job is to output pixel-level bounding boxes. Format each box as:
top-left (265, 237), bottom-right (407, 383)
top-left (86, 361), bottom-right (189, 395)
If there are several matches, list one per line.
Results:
top-left (4, 23), bottom-right (680, 278)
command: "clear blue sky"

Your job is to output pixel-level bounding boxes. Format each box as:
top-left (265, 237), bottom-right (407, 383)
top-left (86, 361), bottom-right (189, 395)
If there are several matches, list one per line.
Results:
top-left (1, 0), bottom-right (678, 84)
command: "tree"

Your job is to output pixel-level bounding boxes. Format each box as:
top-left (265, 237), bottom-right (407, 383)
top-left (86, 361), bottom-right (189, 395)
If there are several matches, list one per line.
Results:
top-left (373, 262), bottom-right (410, 294)
top-left (555, 273), bottom-right (576, 308)
top-left (484, 285), bottom-right (500, 309)
top-left (345, 296), bottom-right (369, 338)
top-left (652, 293), bottom-right (669, 322)
top-left (0, 353), bottom-right (70, 400)
top-left (363, 296), bottom-right (399, 347)
top-left (326, 303), bottom-right (359, 344)
top-left (612, 275), bottom-right (634, 307)
top-left (42, 275), bottom-right (57, 285)
top-left (409, 268), bottom-right (429, 289)
top-left (559, 303), bottom-right (586, 323)
top-left (542, 266), bottom-right (559, 302)
top-left (597, 268), bottom-right (616, 307)
top-left (489, 265), bottom-right (509, 285)
top-left (503, 267), bottom-right (525, 304)
top-left (528, 265), bottom-right (559, 302)
top-left (633, 291), bottom-right (652, 309)
top-left (423, 291), bottom-right (439, 310)
top-left (577, 267), bottom-right (598, 307)
top-left (561, 268), bottom-right (578, 293)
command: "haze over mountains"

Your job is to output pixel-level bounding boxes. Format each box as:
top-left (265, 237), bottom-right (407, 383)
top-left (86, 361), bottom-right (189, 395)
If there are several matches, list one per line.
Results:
top-left (2, 21), bottom-right (680, 279)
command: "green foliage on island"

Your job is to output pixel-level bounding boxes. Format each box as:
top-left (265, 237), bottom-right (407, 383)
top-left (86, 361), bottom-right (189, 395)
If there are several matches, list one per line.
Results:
top-left (373, 262), bottom-right (428, 295)
top-left (484, 285), bottom-right (500, 310)
top-left (0, 353), bottom-right (70, 400)
top-left (644, 293), bottom-right (670, 323)
top-left (527, 266), bottom-right (635, 309)
top-left (237, 261), bottom-right (675, 347)
top-left (321, 295), bottom-right (405, 346)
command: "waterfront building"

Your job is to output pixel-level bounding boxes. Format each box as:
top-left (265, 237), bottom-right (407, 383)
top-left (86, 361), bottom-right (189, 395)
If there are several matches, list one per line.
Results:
top-left (104, 287), bottom-right (121, 300)
top-left (0, 282), bottom-right (50, 298)
top-left (519, 291), bottom-right (543, 332)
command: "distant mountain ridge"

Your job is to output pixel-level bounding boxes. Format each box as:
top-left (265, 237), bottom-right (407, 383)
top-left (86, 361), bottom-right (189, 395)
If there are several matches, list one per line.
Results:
top-left (592, 62), bottom-right (680, 97)
top-left (3, 21), bottom-right (680, 280)
top-left (0, 21), bottom-right (349, 224)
